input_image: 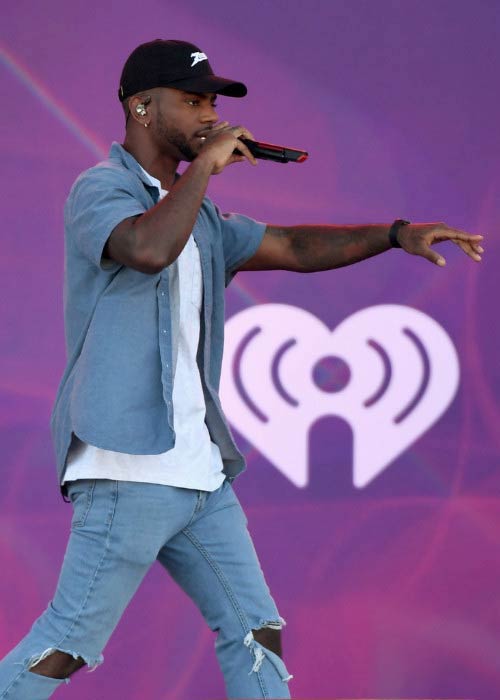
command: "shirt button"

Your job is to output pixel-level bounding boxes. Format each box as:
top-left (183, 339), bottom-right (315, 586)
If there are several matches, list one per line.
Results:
top-left (161, 292), bottom-right (165, 296)
top-left (162, 329), bottom-right (167, 334)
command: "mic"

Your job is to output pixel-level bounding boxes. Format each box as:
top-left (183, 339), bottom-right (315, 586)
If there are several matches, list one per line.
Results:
top-left (234, 138), bottom-right (308, 163)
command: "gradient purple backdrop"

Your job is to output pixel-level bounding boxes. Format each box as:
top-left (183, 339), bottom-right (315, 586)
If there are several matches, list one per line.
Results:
top-left (1, 1), bottom-right (499, 699)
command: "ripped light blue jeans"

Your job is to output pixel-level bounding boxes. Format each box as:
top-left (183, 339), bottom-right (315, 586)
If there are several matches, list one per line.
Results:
top-left (0, 478), bottom-right (292, 699)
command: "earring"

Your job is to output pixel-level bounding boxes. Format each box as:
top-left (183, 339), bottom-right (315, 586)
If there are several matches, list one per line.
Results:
top-left (136, 105), bottom-right (147, 116)
top-left (144, 122), bottom-right (149, 128)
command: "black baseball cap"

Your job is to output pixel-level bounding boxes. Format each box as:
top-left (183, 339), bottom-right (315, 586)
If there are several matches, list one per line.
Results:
top-left (118, 39), bottom-right (247, 101)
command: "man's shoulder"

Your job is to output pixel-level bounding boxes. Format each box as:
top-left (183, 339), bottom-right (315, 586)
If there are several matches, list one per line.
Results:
top-left (69, 157), bottom-right (138, 197)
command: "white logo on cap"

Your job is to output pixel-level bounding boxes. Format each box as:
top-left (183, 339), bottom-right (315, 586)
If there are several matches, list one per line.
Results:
top-left (191, 52), bottom-right (208, 67)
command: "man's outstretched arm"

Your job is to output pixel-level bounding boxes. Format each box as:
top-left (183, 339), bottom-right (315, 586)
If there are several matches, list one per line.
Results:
top-left (237, 222), bottom-right (484, 273)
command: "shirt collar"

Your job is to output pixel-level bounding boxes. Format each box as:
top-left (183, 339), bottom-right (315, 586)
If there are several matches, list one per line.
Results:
top-left (108, 141), bottom-right (179, 192)
top-left (138, 165), bottom-right (168, 198)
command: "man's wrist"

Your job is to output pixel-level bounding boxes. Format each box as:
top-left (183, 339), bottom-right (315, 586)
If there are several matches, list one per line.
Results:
top-left (192, 151), bottom-right (217, 177)
top-left (389, 219), bottom-right (411, 248)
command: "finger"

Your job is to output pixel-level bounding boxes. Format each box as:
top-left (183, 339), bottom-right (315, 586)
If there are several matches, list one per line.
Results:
top-left (230, 125), bottom-right (255, 141)
top-left (437, 229), bottom-right (484, 242)
top-left (417, 243), bottom-right (446, 267)
top-left (452, 238), bottom-right (485, 262)
top-left (227, 154), bottom-right (246, 167)
top-left (198, 121), bottom-right (230, 137)
top-left (239, 129), bottom-right (255, 140)
top-left (234, 138), bottom-right (258, 165)
top-left (454, 239), bottom-right (482, 261)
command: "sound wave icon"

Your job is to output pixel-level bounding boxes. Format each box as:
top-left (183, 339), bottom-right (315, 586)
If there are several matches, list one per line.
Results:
top-left (220, 304), bottom-right (460, 488)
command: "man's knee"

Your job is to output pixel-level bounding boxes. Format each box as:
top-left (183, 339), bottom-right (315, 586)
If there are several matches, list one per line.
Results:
top-left (29, 650), bottom-right (86, 679)
top-left (252, 627), bottom-right (282, 658)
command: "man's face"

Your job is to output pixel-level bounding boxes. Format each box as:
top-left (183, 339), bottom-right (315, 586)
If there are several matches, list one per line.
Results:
top-left (150, 87), bottom-right (219, 161)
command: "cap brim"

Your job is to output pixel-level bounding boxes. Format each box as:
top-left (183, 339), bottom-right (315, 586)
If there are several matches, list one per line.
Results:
top-left (166, 74), bottom-right (247, 97)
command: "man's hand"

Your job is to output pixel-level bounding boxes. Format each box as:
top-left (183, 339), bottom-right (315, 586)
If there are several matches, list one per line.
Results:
top-left (106, 123), bottom-right (258, 273)
top-left (397, 222), bottom-right (484, 267)
top-left (196, 122), bottom-right (258, 174)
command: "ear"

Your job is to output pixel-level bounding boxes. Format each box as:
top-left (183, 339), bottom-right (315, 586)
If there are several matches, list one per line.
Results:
top-left (127, 94), bottom-right (152, 127)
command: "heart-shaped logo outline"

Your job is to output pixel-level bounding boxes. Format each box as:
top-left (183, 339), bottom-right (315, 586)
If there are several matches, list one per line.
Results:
top-left (220, 304), bottom-right (460, 488)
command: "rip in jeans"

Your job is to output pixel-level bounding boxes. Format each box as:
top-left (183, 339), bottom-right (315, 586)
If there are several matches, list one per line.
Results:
top-left (243, 617), bottom-right (293, 683)
top-left (26, 646), bottom-right (103, 678)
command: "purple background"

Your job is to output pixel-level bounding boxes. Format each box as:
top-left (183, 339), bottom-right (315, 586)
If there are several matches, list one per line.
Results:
top-left (1, 1), bottom-right (499, 698)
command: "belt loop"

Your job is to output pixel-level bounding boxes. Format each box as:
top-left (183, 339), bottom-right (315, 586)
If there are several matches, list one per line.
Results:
top-left (195, 490), bottom-right (204, 512)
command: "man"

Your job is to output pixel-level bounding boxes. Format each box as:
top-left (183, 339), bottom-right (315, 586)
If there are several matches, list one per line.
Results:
top-left (0, 39), bottom-right (483, 700)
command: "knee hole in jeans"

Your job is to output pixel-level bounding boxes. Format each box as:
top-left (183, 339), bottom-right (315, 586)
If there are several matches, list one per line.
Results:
top-left (28, 650), bottom-right (86, 679)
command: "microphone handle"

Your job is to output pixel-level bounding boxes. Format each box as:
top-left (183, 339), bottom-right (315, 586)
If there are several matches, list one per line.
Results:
top-left (234, 138), bottom-right (308, 164)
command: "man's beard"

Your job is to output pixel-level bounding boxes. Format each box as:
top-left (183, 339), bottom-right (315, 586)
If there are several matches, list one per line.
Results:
top-left (155, 111), bottom-right (198, 161)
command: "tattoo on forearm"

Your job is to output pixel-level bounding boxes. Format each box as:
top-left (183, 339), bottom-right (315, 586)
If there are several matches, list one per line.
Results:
top-left (286, 224), bottom-right (391, 272)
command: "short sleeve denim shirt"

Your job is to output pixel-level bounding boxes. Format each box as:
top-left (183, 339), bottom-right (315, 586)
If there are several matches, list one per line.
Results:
top-left (50, 142), bottom-right (266, 491)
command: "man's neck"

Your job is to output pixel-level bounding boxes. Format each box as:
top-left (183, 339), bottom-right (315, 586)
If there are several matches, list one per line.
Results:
top-left (122, 137), bottom-right (179, 191)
